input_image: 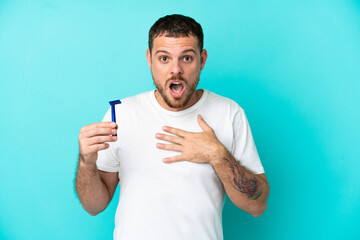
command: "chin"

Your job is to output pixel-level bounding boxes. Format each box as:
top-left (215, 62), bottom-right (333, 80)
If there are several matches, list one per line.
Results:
top-left (166, 99), bottom-right (186, 109)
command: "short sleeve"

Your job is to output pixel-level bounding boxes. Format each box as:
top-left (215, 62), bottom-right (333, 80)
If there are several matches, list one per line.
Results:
top-left (231, 109), bottom-right (264, 174)
top-left (96, 108), bottom-right (120, 172)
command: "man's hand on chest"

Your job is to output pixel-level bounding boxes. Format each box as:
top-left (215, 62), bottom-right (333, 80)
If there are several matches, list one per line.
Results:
top-left (155, 114), bottom-right (226, 165)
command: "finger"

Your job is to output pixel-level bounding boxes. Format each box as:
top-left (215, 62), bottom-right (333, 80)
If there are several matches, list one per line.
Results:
top-left (80, 143), bottom-right (110, 156)
top-left (197, 114), bottom-right (212, 132)
top-left (87, 135), bottom-right (118, 145)
top-left (81, 127), bottom-right (117, 138)
top-left (88, 143), bottom-right (110, 152)
top-left (162, 126), bottom-right (188, 137)
top-left (163, 154), bottom-right (185, 163)
top-left (156, 143), bottom-right (183, 152)
top-left (81, 122), bottom-right (116, 133)
top-left (155, 133), bottom-right (184, 144)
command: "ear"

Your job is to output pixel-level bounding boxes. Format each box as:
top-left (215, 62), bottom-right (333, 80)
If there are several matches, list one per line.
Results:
top-left (146, 49), bottom-right (152, 68)
top-left (200, 49), bottom-right (208, 70)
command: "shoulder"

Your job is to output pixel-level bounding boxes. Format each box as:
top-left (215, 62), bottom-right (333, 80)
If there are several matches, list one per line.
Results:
top-left (112, 90), bottom-right (153, 112)
top-left (102, 91), bottom-right (153, 121)
top-left (119, 91), bottom-right (153, 106)
top-left (204, 90), bottom-right (244, 116)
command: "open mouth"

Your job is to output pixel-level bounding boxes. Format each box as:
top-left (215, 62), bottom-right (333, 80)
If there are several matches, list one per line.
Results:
top-left (169, 81), bottom-right (185, 98)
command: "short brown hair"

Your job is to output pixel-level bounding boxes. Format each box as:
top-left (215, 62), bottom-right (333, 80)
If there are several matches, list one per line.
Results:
top-left (148, 14), bottom-right (204, 54)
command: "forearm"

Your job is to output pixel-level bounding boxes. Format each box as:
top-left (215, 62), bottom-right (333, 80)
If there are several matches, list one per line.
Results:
top-left (211, 147), bottom-right (269, 217)
top-left (75, 156), bottom-right (111, 216)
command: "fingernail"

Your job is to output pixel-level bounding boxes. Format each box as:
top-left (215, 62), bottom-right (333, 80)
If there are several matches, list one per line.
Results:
top-left (113, 136), bottom-right (117, 140)
top-left (162, 126), bottom-right (168, 130)
top-left (112, 129), bottom-right (117, 134)
top-left (110, 122), bottom-right (116, 127)
top-left (155, 133), bottom-right (161, 138)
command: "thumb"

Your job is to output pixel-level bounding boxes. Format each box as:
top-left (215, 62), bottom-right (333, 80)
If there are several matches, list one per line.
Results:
top-left (197, 114), bottom-right (212, 132)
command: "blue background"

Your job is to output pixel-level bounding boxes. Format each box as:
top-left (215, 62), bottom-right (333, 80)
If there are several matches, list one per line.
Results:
top-left (1, 0), bottom-right (359, 239)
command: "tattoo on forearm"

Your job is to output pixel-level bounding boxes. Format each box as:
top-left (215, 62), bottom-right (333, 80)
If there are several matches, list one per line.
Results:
top-left (223, 157), bottom-right (262, 200)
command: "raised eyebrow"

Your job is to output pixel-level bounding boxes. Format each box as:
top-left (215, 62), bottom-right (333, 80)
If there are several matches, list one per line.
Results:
top-left (155, 50), bottom-right (170, 55)
top-left (182, 49), bottom-right (196, 55)
top-left (154, 49), bottom-right (196, 55)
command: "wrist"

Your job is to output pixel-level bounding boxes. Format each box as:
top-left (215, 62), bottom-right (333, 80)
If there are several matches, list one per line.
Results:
top-left (210, 144), bottom-right (228, 166)
top-left (79, 154), bottom-right (97, 169)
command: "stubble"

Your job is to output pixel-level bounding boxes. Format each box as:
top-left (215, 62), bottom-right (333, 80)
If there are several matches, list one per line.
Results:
top-left (153, 75), bottom-right (199, 109)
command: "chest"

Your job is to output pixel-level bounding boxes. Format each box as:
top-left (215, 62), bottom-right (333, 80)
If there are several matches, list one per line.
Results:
top-left (112, 109), bottom-right (234, 184)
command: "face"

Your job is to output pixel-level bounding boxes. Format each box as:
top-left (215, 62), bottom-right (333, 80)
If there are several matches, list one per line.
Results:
top-left (146, 35), bottom-right (208, 111)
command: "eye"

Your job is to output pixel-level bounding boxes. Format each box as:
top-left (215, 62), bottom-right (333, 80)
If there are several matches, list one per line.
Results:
top-left (159, 56), bottom-right (168, 62)
top-left (183, 56), bottom-right (192, 62)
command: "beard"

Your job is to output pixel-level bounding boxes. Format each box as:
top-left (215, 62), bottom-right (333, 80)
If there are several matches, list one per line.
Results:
top-left (153, 75), bottom-right (199, 109)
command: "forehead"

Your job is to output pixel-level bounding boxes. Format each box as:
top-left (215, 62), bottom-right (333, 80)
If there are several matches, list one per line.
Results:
top-left (152, 35), bottom-right (199, 53)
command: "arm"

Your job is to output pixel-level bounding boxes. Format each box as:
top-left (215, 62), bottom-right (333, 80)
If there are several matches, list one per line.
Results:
top-left (211, 148), bottom-right (269, 217)
top-left (75, 122), bottom-right (119, 216)
top-left (155, 114), bottom-right (269, 217)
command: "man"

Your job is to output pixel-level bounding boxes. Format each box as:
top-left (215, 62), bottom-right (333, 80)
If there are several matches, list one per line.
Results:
top-left (75, 14), bottom-right (269, 240)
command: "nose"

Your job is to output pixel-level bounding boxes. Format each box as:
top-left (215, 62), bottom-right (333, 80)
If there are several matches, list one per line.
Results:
top-left (171, 60), bottom-right (183, 76)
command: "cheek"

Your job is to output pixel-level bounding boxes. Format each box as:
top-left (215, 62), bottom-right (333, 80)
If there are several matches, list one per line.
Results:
top-left (187, 65), bottom-right (201, 77)
top-left (153, 64), bottom-right (169, 77)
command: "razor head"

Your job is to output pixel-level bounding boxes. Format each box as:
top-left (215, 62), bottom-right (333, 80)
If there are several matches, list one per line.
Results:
top-left (109, 100), bottom-right (121, 105)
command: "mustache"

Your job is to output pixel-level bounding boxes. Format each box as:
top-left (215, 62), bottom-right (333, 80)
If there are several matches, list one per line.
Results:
top-left (168, 75), bottom-right (186, 82)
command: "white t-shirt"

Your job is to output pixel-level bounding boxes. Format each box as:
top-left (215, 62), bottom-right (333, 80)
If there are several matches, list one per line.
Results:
top-left (96, 89), bottom-right (264, 240)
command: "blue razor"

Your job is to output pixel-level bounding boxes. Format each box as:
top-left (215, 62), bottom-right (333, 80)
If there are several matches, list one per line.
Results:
top-left (109, 100), bottom-right (121, 135)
